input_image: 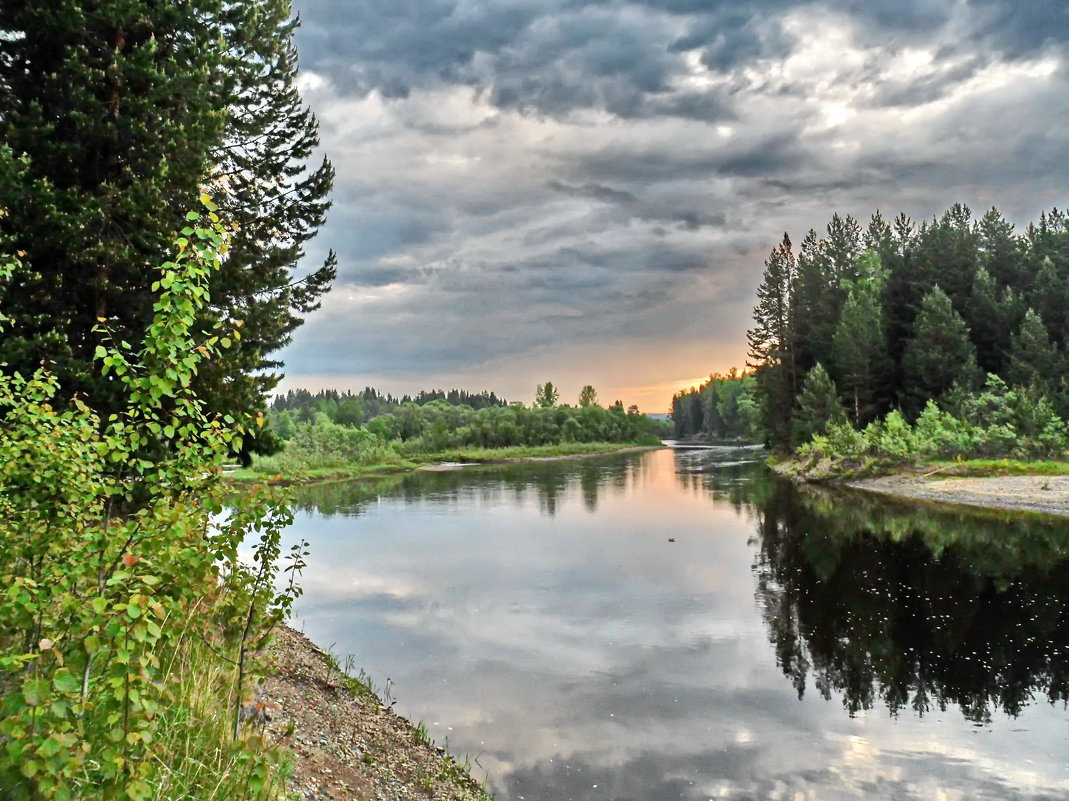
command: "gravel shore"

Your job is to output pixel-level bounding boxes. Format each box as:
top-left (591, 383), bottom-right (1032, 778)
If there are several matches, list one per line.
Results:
top-left (843, 474), bottom-right (1069, 517)
top-left (263, 626), bottom-right (491, 801)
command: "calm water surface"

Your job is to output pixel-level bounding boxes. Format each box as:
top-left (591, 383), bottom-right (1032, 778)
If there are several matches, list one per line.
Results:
top-left (283, 447), bottom-right (1069, 800)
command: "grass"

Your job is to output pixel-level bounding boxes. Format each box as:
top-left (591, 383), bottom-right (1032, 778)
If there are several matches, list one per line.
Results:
top-left (146, 636), bottom-right (292, 801)
top-left (922, 458), bottom-right (1069, 477)
top-left (227, 459), bottom-right (420, 484)
top-left (231, 440), bottom-right (662, 486)
top-left (773, 454), bottom-right (1069, 482)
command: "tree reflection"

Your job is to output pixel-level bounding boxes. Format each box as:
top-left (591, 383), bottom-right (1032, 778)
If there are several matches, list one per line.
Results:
top-left (288, 454), bottom-right (646, 518)
top-left (755, 479), bottom-right (1069, 721)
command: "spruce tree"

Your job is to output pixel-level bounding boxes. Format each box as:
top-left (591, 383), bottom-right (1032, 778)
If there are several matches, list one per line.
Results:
top-left (831, 254), bottom-right (891, 426)
top-left (1008, 308), bottom-right (1063, 392)
top-left (205, 0), bottom-right (336, 457)
top-left (0, 0), bottom-right (333, 458)
top-left (0, 0), bottom-right (227, 413)
top-left (966, 266), bottom-right (1015, 375)
top-left (792, 229), bottom-right (839, 373)
top-left (793, 363), bottom-right (847, 444)
top-left (901, 286), bottom-right (981, 415)
top-left (747, 233), bottom-right (797, 448)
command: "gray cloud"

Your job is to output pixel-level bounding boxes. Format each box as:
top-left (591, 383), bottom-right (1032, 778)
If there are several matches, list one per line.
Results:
top-left (281, 0), bottom-right (1069, 408)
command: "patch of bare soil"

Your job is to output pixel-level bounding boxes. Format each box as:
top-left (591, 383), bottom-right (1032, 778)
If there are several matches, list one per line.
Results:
top-left (845, 475), bottom-right (1069, 517)
top-left (262, 626), bottom-right (491, 801)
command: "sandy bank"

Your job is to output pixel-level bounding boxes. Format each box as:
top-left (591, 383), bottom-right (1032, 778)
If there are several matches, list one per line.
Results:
top-left (842, 474), bottom-right (1069, 517)
top-left (264, 626), bottom-right (490, 800)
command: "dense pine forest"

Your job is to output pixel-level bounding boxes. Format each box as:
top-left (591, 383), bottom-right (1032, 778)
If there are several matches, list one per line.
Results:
top-left (675, 204), bottom-right (1069, 464)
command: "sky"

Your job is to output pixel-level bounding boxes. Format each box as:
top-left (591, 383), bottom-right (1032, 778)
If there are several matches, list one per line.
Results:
top-left (277, 0), bottom-right (1069, 412)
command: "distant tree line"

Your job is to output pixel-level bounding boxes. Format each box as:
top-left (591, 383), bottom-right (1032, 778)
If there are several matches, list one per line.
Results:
top-left (745, 204), bottom-right (1069, 451)
top-left (269, 386), bottom-right (507, 433)
top-left (367, 400), bottom-right (657, 452)
top-left (670, 369), bottom-right (760, 440)
top-left (256, 386), bottom-right (662, 472)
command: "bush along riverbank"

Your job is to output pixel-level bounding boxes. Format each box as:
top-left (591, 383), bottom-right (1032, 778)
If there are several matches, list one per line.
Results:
top-left (767, 375), bottom-right (1069, 516)
top-left (0, 215), bottom-right (494, 800)
top-left (233, 413), bottom-right (665, 486)
top-left (0, 218), bottom-right (306, 799)
top-left (777, 375), bottom-right (1069, 481)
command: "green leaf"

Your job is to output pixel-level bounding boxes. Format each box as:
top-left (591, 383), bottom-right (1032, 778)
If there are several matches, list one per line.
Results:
top-left (53, 670), bottom-right (80, 694)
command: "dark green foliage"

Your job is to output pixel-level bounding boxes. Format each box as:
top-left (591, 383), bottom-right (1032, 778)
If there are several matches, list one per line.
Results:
top-left (0, 0), bottom-right (332, 456)
top-left (735, 203), bottom-right (1069, 453)
top-left (901, 286), bottom-right (981, 414)
top-left (203, 0), bottom-right (335, 458)
top-left (792, 363), bottom-right (847, 444)
top-left (0, 0), bottom-right (227, 415)
top-left (747, 234), bottom-right (797, 447)
top-left (831, 253), bottom-right (891, 424)
top-left (535, 381), bottom-right (560, 408)
top-left (1008, 308), bottom-right (1064, 395)
top-left (671, 370), bottom-right (759, 441)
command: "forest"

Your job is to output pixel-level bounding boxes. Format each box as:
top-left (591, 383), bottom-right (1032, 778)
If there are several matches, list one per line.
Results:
top-left (254, 385), bottom-right (664, 475)
top-left (677, 204), bottom-right (1069, 468)
top-left (270, 386), bottom-right (509, 427)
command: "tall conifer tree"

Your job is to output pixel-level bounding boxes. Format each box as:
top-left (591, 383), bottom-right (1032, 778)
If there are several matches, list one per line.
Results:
top-left (0, 0), bottom-right (228, 412)
top-left (901, 286), bottom-right (981, 415)
top-left (0, 0), bottom-right (333, 458)
top-left (747, 233), bottom-right (797, 448)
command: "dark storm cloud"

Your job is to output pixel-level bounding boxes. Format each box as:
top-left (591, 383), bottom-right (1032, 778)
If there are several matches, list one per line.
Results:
top-left (295, 0), bottom-right (1066, 121)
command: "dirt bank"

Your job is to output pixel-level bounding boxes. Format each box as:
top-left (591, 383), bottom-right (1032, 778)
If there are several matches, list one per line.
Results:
top-left (842, 474), bottom-right (1069, 517)
top-left (263, 626), bottom-right (491, 800)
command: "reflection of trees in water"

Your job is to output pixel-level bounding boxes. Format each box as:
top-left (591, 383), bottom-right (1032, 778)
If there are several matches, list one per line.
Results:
top-left (755, 480), bottom-right (1069, 722)
top-left (672, 447), bottom-right (772, 513)
top-left (290, 454), bottom-right (647, 519)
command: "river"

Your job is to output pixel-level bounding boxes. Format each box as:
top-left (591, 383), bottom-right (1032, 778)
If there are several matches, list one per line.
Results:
top-left (282, 446), bottom-right (1069, 800)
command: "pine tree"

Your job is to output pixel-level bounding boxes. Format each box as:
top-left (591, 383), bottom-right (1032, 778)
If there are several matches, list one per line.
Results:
top-left (831, 254), bottom-right (891, 426)
top-left (1008, 308), bottom-right (1064, 392)
top-left (901, 286), bottom-right (981, 415)
top-left (204, 0), bottom-right (336, 458)
top-left (793, 363), bottom-right (847, 444)
top-left (0, 0), bottom-right (228, 413)
top-left (0, 0), bottom-right (333, 459)
top-left (747, 233), bottom-right (797, 448)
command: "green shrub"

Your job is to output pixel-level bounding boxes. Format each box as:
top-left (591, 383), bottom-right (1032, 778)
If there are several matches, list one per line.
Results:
top-left (797, 376), bottom-right (1069, 474)
top-left (0, 207), bottom-right (303, 800)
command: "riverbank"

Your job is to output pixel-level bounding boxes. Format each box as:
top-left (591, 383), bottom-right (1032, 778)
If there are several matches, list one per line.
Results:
top-left (772, 458), bottom-right (1069, 517)
top-left (265, 626), bottom-right (491, 800)
top-left (842, 474), bottom-right (1069, 517)
top-left (231, 441), bottom-right (665, 486)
